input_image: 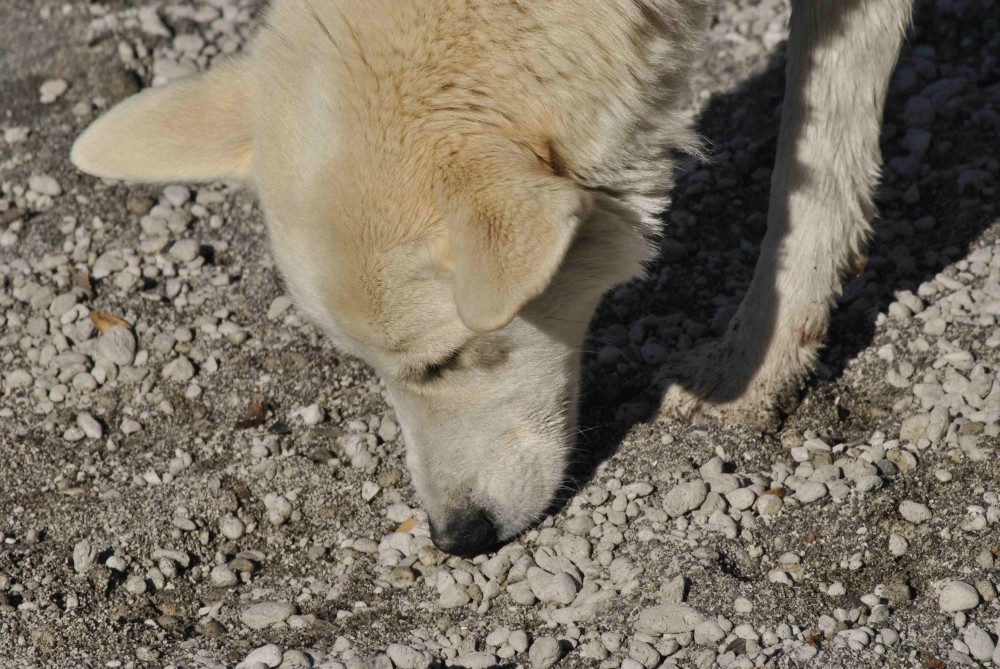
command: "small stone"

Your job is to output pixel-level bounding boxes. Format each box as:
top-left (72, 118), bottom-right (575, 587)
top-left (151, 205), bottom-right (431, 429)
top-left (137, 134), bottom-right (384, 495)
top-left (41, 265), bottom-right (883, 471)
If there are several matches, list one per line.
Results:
top-left (125, 573), bottom-right (147, 595)
top-left (439, 584), bottom-right (471, 609)
top-left (725, 488), bottom-right (756, 511)
top-left (635, 604), bottom-right (704, 635)
top-left (963, 625), bottom-right (995, 662)
top-left (694, 621), bottom-right (726, 646)
top-left (169, 239), bottom-right (200, 263)
top-left (264, 494), bottom-right (292, 526)
top-left (939, 581), bottom-right (980, 612)
top-left (528, 637), bottom-right (563, 669)
top-left (795, 482), bottom-right (827, 503)
top-left (105, 556), bottom-right (126, 572)
top-left (138, 6), bottom-right (170, 36)
top-left (280, 650), bottom-right (311, 668)
top-left (888, 534), bottom-right (908, 557)
top-left (386, 645), bottom-right (429, 669)
top-left (39, 79), bottom-right (68, 104)
top-left (856, 475), bottom-right (883, 493)
top-left (162, 356), bottom-right (195, 382)
top-left (241, 602), bottom-right (296, 629)
top-left (121, 418), bottom-right (142, 435)
top-left (509, 630), bottom-right (529, 653)
top-left (29, 174), bottom-right (62, 197)
top-left (4, 370), bottom-right (33, 390)
top-left (699, 457), bottom-right (725, 478)
top-left (211, 565), bottom-right (239, 588)
top-left (659, 574), bottom-right (686, 604)
top-left (163, 185), bottom-right (191, 208)
top-left (361, 481), bottom-right (381, 502)
top-left (240, 644), bottom-right (283, 669)
top-left (756, 494), bottom-right (783, 515)
top-left (77, 413), bottom-right (103, 440)
top-left (299, 404), bottom-right (325, 425)
top-left (268, 296), bottom-right (294, 320)
top-left (72, 539), bottom-right (98, 574)
top-left (663, 481), bottom-right (708, 518)
top-left (388, 567), bottom-right (416, 588)
top-left (449, 653), bottom-right (497, 669)
top-left (628, 640), bottom-right (661, 668)
top-left (527, 568), bottom-right (579, 605)
top-left (4, 127), bottom-right (29, 144)
top-left (899, 501), bottom-right (932, 524)
top-left (97, 325), bottom-right (137, 366)
top-left (733, 597), bottom-right (753, 614)
top-left (219, 515), bottom-right (245, 540)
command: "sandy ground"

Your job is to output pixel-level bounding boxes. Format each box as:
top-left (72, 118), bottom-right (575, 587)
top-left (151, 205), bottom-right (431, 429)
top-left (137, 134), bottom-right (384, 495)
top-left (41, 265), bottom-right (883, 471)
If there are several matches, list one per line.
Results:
top-left (1, 0), bottom-right (999, 668)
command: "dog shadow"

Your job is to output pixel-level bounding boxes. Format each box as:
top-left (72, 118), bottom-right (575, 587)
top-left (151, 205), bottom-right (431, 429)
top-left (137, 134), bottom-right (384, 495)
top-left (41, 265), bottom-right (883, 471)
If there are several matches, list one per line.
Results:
top-left (555, 0), bottom-right (999, 510)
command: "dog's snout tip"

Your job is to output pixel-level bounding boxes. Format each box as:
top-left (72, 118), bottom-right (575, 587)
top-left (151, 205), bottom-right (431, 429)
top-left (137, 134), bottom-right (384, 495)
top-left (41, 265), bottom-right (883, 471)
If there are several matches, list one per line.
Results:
top-left (430, 509), bottom-right (499, 557)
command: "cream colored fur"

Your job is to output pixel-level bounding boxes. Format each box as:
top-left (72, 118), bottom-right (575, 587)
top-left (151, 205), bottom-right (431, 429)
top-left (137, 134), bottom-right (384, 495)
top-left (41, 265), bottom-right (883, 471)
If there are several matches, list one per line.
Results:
top-left (71, 0), bottom-right (912, 547)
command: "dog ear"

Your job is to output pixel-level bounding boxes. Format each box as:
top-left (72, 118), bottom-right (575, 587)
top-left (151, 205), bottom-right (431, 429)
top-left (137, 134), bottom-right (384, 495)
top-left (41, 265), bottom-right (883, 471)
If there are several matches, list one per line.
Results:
top-left (437, 140), bottom-right (592, 333)
top-left (71, 58), bottom-right (254, 183)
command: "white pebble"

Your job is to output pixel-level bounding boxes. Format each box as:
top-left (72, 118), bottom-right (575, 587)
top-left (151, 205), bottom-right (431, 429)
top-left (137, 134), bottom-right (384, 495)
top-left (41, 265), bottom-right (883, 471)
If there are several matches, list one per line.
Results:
top-left (528, 637), bottom-right (563, 669)
top-left (298, 404), bottom-right (325, 426)
top-left (29, 174), bottom-right (62, 197)
top-left (939, 581), bottom-right (980, 612)
top-left (899, 501), bottom-right (932, 524)
top-left (39, 79), bottom-right (68, 104)
top-left (239, 644), bottom-right (283, 669)
top-left (97, 325), bottom-right (135, 367)
top-left (264, 493), bottom-right (292, 526)
top-left (241, 602), bottom-right (296, 630)
top-left (76, 413), bottom-right (103, 440)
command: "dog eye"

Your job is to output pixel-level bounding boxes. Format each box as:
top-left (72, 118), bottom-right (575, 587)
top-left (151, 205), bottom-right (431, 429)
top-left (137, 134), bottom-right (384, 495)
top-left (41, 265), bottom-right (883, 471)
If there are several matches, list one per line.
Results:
top-left (420, 347), bottom-right (463, 381)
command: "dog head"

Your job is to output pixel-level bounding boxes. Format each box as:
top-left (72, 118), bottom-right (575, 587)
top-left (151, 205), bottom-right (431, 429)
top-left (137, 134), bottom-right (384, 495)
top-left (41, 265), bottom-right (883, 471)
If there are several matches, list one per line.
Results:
top-left (72, 25), bottom-right (654, 554)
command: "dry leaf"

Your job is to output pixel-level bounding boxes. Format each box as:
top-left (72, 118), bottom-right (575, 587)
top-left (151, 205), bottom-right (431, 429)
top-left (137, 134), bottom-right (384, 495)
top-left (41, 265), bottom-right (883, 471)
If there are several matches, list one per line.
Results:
top-left (73, 270), bottom-right (94, 297)
top-left (923, 653), bottom-right (946, 669)
top-left (806, 531), bottom-right (816, 543)
top-left (395, 518), bottom-right (418, 533)
top-left (89, 311), bottom-right (132, 333)
top-left (0, 208), bottom-right (27, 225)
top-left (235, 395), bottom-right (270, 430)
top-left (763, 488), bottom-right (786, 498)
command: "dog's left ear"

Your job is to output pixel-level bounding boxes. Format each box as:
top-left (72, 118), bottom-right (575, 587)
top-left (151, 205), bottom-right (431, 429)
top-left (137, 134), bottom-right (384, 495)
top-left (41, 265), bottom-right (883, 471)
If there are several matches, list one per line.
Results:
top-left (437, 140), bottom-right (592, 333)
top-left (71, 58), bottom-right (254, 183)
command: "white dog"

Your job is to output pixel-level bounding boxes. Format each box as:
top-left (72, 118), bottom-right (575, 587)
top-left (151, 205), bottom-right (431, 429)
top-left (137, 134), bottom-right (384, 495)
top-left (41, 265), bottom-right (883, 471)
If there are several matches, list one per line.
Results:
top-left (72, 0), bottom-right (915, 555)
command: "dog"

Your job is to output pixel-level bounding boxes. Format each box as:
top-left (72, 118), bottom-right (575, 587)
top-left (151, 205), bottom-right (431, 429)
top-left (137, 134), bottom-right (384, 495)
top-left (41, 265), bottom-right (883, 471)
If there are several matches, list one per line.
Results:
top-left (71, 0), bottom-right (915, 556)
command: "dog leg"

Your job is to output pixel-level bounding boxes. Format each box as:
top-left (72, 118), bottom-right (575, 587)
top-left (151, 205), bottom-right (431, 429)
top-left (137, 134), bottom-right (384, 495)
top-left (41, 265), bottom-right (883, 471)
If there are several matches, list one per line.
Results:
top-left (659, 0), bottom-right (914, 430)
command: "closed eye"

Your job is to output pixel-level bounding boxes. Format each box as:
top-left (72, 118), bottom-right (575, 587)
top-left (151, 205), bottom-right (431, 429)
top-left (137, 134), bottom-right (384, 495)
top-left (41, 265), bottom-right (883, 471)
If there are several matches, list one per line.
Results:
top-left (421, 346), bottom-right (464, 381)
top-left (399, 345), bottom-right (466, 385)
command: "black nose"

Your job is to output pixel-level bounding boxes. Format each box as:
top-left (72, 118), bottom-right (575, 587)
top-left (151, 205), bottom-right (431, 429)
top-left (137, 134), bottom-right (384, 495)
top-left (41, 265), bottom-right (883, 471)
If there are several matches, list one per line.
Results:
top-left (430, 509), bottom-right (499, 557)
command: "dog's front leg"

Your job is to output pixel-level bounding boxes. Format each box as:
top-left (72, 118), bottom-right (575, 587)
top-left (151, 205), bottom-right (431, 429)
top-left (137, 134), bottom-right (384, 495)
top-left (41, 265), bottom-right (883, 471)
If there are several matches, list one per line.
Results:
top-left (659, 0), bottom-right (915, 430)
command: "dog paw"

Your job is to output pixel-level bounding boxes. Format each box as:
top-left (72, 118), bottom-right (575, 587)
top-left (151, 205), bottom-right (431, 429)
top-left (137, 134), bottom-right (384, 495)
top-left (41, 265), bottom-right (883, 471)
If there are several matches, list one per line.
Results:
top-left (657, 313), bottom-right (826, 432)
top-left (657, 380), bottom-right (788, 433)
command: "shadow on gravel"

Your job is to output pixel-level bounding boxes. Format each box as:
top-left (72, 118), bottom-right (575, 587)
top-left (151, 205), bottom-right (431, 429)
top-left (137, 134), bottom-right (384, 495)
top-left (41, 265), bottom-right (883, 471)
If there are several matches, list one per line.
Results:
top-left (556, 0), bottom-right (1000, 510)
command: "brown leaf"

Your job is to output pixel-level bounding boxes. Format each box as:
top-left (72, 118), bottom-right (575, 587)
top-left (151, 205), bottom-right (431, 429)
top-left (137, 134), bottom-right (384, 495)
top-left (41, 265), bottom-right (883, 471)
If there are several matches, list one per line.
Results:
top-left (806, 531), bottom-right (817, 543)
top-left (73, 270), bottom-right (94, 297)
top-left (235, 395), bottom-right (270, 430)
top-left (803, 631), bottom-right (823, 648)
top-left (764, 488), bottom-right (786, 498)
top-left (0, 208), bottom-right (27, 225)
top-left (89, 311), bottom-right (132, 333)
top-left (395, 518), bottom-right (418, 533)
top-left (923, 652), bottom-right (946, 669)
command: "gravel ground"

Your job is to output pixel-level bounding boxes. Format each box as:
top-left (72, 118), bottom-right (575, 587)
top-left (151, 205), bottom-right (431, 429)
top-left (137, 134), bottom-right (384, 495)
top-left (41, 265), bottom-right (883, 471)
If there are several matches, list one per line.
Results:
top-left (2, 0), bottom-right (999, 668)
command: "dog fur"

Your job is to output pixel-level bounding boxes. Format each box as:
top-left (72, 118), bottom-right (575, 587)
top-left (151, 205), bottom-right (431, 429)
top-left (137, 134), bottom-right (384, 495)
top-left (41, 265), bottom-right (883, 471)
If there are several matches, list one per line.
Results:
top-left (71, 0), bottom-right (914, 554)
